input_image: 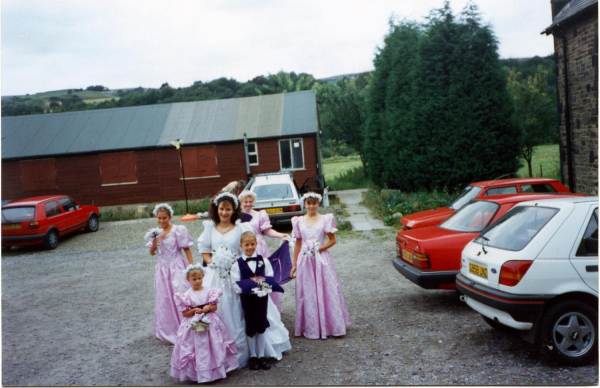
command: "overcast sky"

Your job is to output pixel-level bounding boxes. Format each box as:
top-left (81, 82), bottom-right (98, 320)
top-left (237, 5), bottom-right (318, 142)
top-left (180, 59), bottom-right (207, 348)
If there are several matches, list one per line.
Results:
top-left (1, 0), bottom-right (556, 96)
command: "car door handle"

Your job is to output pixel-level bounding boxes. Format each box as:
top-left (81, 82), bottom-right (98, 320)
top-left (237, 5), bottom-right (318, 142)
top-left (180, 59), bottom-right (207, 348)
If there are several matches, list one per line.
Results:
top-left (585, 265), bottom-right (598, 272)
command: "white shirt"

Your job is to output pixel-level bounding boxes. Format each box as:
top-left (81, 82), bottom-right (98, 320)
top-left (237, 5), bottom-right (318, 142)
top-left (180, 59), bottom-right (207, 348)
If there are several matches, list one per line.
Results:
top-left (230, 254), bottom-right (274, 294)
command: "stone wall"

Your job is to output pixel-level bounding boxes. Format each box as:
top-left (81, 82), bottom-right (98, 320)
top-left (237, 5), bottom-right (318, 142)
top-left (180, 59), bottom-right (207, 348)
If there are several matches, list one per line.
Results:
top-left (553, 12), bottom-right (598, 195)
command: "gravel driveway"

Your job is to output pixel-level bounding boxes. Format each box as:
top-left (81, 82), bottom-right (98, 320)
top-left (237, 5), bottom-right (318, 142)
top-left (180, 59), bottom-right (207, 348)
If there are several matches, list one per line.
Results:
top-left (2, 216), bottom-right (598, 385)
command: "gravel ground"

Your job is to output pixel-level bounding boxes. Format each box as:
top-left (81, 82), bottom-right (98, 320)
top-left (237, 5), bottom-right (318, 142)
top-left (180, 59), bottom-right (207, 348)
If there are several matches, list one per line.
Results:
top-left (2, 216), bottom-right (598, 386)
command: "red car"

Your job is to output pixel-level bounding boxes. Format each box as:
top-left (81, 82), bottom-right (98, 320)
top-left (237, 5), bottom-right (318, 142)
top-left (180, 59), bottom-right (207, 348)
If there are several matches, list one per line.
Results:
top-left (400, 178), bottom-right (571, 231)
top-left (1, 195), bottom-right (101, 250)
top-left (392, 193), bottom-right (582, 290)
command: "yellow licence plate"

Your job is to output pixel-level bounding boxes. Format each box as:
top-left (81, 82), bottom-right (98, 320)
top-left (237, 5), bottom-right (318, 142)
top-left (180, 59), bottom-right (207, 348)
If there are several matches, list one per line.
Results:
top-left (469, 263), bottom-right (488, 279)
top-left (402, 249), bottom-right (412, 262)
top-left (2, 223), bottom-right (21, 230)
top-left (265, 208), bottom-right (283, 214)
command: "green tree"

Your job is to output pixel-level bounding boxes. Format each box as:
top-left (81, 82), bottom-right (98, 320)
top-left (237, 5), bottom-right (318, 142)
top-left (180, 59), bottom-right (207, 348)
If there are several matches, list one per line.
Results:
top-left (507, 66), bottom-right (557, 177)
top-left (317, 74), bottom-right (372, 172)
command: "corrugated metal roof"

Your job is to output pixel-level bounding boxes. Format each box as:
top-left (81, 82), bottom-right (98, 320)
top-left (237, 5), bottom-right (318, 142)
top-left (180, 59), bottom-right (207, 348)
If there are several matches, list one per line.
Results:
top-left (543, 0), bottom-right (598, 34)
top-left (1, 90), bottom-right (318, 160)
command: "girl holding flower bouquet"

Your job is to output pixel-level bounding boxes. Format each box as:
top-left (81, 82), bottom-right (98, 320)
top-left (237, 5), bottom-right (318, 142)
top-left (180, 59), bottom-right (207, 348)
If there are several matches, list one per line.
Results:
top-left (291, 192), bottom-right (351, 339)
top-left (198, 193), bottom-right (291, 368)
top-left (146, 203), bottom-right (194, 345)
top-left (171, 264), bottom-right (238, 383)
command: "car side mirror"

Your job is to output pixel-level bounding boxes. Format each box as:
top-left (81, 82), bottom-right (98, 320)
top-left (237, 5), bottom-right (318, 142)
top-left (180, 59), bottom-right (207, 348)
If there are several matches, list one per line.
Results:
top-left (76, 205), bottom-right (80, 210)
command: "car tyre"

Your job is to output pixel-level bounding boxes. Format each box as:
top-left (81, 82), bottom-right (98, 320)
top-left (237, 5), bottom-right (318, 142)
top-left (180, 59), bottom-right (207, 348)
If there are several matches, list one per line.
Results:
top-left (86, 215), bottom-right (99, 232)
top-left (43, 229), bottom-right (59, 250)
top-left (540, 300), bottom-right (598, 366)
top-left (482, 316), bottom-right (514, 331)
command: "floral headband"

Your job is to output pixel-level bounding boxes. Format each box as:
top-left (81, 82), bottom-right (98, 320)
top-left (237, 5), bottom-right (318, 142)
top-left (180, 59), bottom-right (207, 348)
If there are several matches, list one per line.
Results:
top-left (183, 263), bottom-right (205, 278)
top-left (214, 192), bottom-right (239, 209)
top-left (301, 192), bottom-right (322, 203)
top-left (238, 190), bottom-right (257, 201)
top-left (153, 203), bottom-right (174, 216)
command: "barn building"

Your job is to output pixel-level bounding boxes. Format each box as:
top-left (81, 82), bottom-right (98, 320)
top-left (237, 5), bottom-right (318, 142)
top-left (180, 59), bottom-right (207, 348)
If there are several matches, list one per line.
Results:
top-left (1, 90), bottom-right (323, 206)
top-left (544, 0), bottom-right (598, 195)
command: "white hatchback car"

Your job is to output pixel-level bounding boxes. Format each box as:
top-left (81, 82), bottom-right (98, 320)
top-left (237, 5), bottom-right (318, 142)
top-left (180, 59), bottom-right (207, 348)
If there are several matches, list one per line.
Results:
top-left (245, 172), bottom-right (304, 225)
top-left (456, 196), bottom-right (598, 366)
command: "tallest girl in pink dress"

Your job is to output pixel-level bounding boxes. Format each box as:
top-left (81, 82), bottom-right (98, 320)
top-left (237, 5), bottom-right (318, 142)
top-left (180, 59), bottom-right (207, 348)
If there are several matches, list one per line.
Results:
top-left (291, 192), bottom-right (351, 339)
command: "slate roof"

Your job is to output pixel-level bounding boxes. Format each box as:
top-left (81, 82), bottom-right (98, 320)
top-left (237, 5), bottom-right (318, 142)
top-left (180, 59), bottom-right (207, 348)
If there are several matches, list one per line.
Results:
top-left (543, 0), bottom-right (598, 34)
top-left (1, 90), bottom-right (318, 160)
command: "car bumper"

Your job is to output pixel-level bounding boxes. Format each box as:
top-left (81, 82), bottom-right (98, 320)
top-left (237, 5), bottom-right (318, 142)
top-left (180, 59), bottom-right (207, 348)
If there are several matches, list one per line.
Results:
top-left (2, 233), bottom-right (46, 244)
top-left (392, 256), bottom-right (458, 289)
top-left (456, 273), bottom-right (551, 328)
top-left (263, 211), bottom-right (304, 223)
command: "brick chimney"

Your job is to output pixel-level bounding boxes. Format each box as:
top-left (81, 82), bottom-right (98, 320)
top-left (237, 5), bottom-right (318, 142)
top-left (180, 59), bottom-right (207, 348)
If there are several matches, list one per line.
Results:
top-left (551, 0), bottom-right (571, 20)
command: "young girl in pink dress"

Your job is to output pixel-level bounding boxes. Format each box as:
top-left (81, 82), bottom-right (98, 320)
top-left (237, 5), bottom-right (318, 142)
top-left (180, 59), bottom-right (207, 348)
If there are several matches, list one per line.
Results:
top-left (146, 203), bottom-right (194, 345)
top-left (170, 264), bottom-right (238, 383)
top-left (291, 193), bottom-right (351, 339)
top-left (238, 191), bottom-right (289, 312)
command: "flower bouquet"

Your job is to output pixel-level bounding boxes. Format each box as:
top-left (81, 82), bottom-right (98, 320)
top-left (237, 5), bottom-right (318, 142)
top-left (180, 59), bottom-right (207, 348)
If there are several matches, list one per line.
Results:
top-left (144, 227), bottom-right (163, 254)
top-left (208, 246), bottom-right (238, 280)
top-left (251, 277), bottom-right (273, 298)
top-left (188, 312), bottom-right (212, 333)
top-left (300, 239), bottom-right (328, 266)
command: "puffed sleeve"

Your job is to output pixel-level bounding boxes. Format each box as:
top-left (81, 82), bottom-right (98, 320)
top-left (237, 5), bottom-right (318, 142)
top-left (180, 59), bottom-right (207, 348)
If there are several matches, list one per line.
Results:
top-left (206, 288), bottom-right (224, 304)
top-left (258, 210), bottom-right (273, 232)
top-left (291, 216), bottom-right (302, 239)
top-left (323, 214), bottom-right (338, 234)
top-left (174, 292), bottom-right (193, 312)
top-left (197, 220), bottom-right (215, 254)
top-left (230, 261), bottom-right (243, 294)
top-left (175, 225), bottom-right (194, 249)
top-left (238, 219), bottom-right (254, 234)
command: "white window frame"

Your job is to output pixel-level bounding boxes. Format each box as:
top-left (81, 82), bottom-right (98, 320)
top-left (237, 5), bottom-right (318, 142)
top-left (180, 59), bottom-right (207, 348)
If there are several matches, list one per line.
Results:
top-left (279, 138), bottom-right (305, 171)
top-left (248, 142), bottom-right (259, 166)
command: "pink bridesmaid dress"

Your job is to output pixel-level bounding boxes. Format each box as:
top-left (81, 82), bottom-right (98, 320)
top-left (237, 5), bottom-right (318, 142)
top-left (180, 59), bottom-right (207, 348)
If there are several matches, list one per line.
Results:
top-left (292, 214), bottom-right (351, 339)
top-left (170, 288), bottom-right (239, 383)
top-left (248, 210), bottom-right (284, 312)
top-left (145, 224), bottom-right (193, 344)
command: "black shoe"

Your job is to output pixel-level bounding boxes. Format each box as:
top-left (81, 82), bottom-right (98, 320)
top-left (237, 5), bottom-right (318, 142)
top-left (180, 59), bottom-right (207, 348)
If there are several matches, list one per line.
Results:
top-left (249, 357), bottom-right (259, 370)
top-left (258, 357), bottom-right (271, 370)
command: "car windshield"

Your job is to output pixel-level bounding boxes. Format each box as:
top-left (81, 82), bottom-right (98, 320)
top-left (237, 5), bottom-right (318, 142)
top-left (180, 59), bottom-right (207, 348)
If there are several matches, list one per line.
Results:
top-left (474, 206), bottom-right (559, 251)
top-left (439, 200), bottom-right (499, 233)
top-left (2, 206), bottom-right (36, 222)
top-left (253, 184), bottom-right (294, 200)
top-left (447, 185), bottom-right (483, 210)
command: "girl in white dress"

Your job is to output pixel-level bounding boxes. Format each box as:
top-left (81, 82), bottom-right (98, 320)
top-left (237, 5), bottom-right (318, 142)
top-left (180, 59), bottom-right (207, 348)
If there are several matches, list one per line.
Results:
top-left (198, 192), bottom-right (291, 368)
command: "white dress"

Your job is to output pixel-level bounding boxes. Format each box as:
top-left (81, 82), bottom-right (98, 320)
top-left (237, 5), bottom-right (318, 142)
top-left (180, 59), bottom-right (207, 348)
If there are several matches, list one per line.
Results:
top-left (198, 219), bottom-right (291, 367)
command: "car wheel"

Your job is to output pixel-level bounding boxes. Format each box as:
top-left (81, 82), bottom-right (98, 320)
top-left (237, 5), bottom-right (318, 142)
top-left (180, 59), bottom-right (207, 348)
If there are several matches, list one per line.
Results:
top-left (86, 215), bottom-right (99, 232)
top-left (540, 300), bottom-right (597, 366)
top-left (482, 316), bottom-right (513, 331)
top-left (43, 230), bottom-right (59, 250)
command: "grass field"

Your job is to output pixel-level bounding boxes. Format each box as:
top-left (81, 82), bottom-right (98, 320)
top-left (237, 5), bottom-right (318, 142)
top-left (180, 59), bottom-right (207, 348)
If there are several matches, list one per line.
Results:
top-left (322, 143), bottom-right (561, 190)
top-left (516, 144), bottom-right (560, 180)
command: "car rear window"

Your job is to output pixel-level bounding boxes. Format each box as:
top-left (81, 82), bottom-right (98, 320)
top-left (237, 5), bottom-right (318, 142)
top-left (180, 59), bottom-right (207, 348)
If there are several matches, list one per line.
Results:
top-left (521, 184), bottom-right (557, 193)
top-left (2, 207), bottom-right (36, 222)
top-left (253, 184), bottom-right (295, 200)
top-left (439, 200), bottom-right (499, 232)
top-left (475, 206), bottom-right (559, 251)
top-left (447, 185), bottom-right (483, 210)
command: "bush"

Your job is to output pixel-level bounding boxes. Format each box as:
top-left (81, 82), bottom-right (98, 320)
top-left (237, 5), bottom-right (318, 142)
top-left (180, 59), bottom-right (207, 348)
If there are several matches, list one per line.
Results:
top-left (363, 189), bottom-right (454, 221)
top-left (328, 167), bottom-right (371, 190)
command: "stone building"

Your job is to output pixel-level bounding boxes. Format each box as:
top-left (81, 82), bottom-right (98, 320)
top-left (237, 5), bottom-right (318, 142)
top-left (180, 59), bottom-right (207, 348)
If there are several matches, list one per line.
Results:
top-left (544, 0), bottom-right (598, 195)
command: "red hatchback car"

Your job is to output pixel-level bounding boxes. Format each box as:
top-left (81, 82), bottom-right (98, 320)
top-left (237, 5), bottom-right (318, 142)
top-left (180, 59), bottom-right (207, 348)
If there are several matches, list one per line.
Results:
top-left (2, 195), bottom-right (101, 250)
top-left (392, 193), bottom-right (582, 290)
top-left (400, 178), bottom-right (571, 231)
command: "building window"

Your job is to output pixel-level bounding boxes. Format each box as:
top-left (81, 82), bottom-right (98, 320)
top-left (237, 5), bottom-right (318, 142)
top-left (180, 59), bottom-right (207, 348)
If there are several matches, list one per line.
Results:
top-left (20, 159), bottom-right (56, 192)
top-left (279, 138), bottom-right (304, 170)
top-left (248, 142), bottom-right (259, 166)
top-left (99, 152), bottom-right (138, 186)
top-left (181, 145), bottom-right (219, 179)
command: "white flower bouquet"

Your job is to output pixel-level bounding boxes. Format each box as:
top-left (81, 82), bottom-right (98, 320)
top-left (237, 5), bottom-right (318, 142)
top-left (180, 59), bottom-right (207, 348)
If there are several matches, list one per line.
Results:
top-left (208, 246), bottom-right (238, 280)
top-left (144, 227), bottom-right (163, 254)
top-left (300, 239), bottom-right (328, 266)
top-left (188, 312), bottom-right (212, 333)
top-left (251, 277), bottom-right (273, 298)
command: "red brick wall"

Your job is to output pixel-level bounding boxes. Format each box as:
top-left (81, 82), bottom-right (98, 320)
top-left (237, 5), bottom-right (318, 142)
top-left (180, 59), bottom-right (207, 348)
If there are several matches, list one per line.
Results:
top-left (1, 135), bottom-right (318, 206)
